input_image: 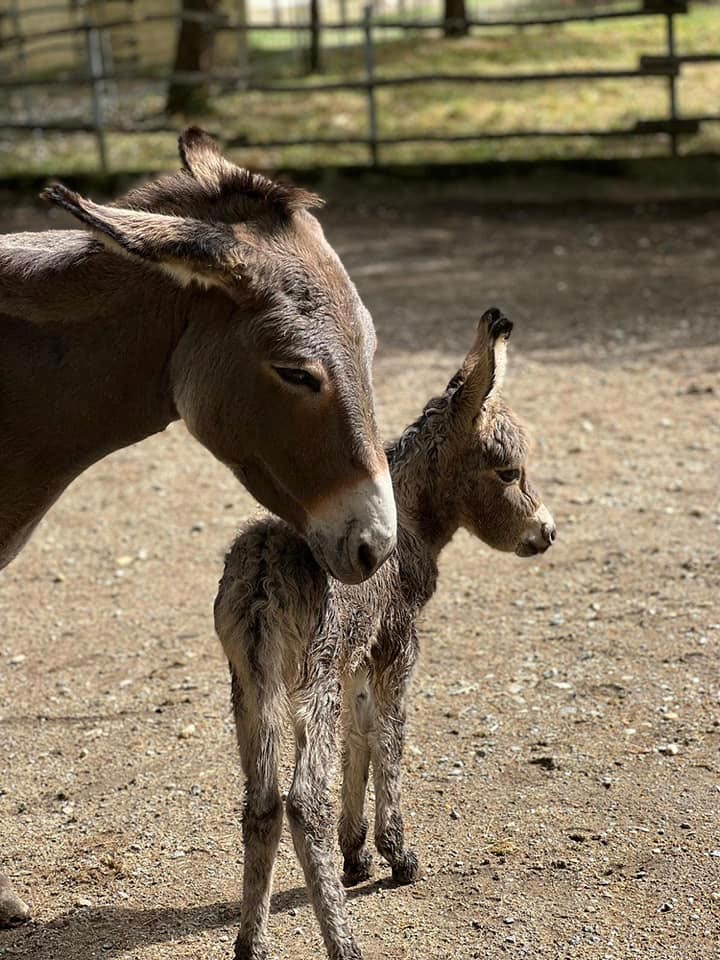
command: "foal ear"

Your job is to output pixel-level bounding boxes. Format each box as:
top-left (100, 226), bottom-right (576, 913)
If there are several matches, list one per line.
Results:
top-left (178, 126), bottom-right (236, 191)
top-left (453, 308), bottom-right (513, 417)
top-left (41, 182), bottom-right (240, 288)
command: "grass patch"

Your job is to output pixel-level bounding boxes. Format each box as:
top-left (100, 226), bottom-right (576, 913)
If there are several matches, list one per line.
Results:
top-left (0, 4), bottom-right (719, 174)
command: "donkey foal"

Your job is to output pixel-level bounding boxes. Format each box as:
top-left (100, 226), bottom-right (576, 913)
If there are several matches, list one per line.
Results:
top-left (215, 309), bottom-right (556, 960)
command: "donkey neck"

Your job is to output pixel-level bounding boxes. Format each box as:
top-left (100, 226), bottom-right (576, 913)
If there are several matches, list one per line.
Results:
top-left (0, 233), bottom-right (193, 458)
top-left (0, 231), bottom-right (208, 560)
top-left (387, 402), bottom-right (464, 562)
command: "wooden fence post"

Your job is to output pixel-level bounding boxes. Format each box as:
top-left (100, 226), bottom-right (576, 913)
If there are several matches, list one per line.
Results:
top-left (84, 5), bottom-right (109, 171)
top-left (363, 4), bottom-right (378, 166)
top-left (665, 10), bottom-right (678, 157)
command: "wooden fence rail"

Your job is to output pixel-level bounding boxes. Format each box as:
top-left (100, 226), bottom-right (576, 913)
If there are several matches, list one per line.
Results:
top-left (0, 0), bottom-right (718, 171)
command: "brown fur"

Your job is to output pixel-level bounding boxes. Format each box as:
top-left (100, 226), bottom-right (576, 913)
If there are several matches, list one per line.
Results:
top-left (0, 129), bottom-right (397, 927)
top-left (215, 309), bottom-right (556, 960)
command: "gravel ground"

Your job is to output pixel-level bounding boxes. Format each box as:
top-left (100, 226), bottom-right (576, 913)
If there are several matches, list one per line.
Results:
top-left (1, 184), bottom-right (719, 960)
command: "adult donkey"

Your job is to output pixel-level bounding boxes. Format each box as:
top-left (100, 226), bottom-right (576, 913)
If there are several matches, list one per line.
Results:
top-left (0, 128), bottom-right (396, 925)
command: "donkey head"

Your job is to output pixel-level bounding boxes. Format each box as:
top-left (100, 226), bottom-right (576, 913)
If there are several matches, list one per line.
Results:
top-left (42, 129), bottom-right (395, 584)
top-left (446, 309), bottom-right (556, 557)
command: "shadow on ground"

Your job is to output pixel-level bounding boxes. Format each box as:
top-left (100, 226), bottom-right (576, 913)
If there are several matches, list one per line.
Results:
top-left (0, 880), bottom-right (395, 960)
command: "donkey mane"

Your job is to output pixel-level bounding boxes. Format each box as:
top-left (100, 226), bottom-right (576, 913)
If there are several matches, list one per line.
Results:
top-left (118, 129), bottom-right (322, 224)
top-left (386, 369), bottom-right (465, 469)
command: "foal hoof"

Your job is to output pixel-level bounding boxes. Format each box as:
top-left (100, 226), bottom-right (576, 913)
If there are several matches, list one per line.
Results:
top-left (0, 877), bottom-right (31, 927)
top-left (391, 850), bottom-right (419, 886)
top-left (234, 936), bottom-right (267, 960)
top-left (342, 850), bottom-right (374, 887)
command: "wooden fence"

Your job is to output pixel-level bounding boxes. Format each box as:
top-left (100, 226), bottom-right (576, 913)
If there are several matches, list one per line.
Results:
top-left (1, 0), bottom-right (719, 170)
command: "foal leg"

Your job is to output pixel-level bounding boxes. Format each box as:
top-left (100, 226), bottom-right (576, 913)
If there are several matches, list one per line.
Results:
top-left (338, 668), bottom-right (373, 887)
top-left (230, 671), bottom-right (284, 960)
top-left (369, 638), bottom-right (419, 885)
top-left (0, 874), bottom-right (30, 927)
top-left (287, 676), bottom-right (362, 960)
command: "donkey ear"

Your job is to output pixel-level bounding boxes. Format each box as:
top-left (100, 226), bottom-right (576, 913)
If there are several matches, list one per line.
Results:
top-left (41, 182), bottom-right (240, 288)
top-left (178, 126), bottom-right (236, 191)
top-left (452, 308), bottom-right (513, 417)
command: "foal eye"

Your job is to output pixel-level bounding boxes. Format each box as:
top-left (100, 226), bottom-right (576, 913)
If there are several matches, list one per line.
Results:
top-left (273, 366), bottom-right (322, 393)
top-left (496, 469), bottom-right (521, 484)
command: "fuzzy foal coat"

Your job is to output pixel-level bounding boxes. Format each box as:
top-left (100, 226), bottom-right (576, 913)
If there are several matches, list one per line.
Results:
top-left (215, 309), bottom-right (556, 960)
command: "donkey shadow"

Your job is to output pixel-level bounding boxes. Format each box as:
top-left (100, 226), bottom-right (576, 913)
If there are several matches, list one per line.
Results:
top-left (0, 879), bottom-right (392, 960)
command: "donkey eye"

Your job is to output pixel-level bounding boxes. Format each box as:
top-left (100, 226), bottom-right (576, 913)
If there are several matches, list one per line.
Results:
top-left (496, 469), bottom-right (520, 484)
top-left (273, 366), bottom-right (322, 393)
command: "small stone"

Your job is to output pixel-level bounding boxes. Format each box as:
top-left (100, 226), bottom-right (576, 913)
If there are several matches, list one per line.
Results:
top-left (9, 655), bottom-right (26, 665)
top-left (115, 555), bottom-right (133, 567)
top-left (658, 743), bottom-right (679, 756)
top-left (191, 522), bottom-right (205, 534)
top-left (450, 809), bottom-right (460, 821)
top-left (529, 756), bottom-right (556, 771)
top-left (503, 915), bottom-right (515, 924)
top-left (178, 724), bottom-right (196, 740)
top-left (658, 902), bottom-right (673, 913)
top-left (52, 572), bottom-right (66, 583)
top-left (75, 897), bottom-right (93, 908)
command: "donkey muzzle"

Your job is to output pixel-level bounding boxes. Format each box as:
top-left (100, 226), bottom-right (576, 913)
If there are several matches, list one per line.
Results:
top-left (516, 504), bottom-right (556, 557)
top-left (307, 470), bottom-right (397, 584)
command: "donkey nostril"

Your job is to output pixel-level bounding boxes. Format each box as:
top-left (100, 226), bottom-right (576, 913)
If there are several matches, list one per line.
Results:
top-left (543, 523), bottom-right (557, 545)
top-left (357, 542), bottom-right (378, 576)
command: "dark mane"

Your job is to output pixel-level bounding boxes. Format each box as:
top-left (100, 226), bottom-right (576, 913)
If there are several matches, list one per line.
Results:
top-left (116, 167), bottom-right (323, 225)
top-left (386, 370), bottom-right (464, 469)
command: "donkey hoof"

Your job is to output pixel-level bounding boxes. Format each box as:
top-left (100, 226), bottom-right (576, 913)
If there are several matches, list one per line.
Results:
top-left (391, 850), bottom-right (419, 886)
top-left (342, 851), bottom-right (374, 887)
top-left (234, 937), bottom-right (267, 960)
top-left (0, 877), bottom-right (31, 927)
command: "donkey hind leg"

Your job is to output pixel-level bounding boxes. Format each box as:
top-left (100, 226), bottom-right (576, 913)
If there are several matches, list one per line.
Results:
top-left (287, 678), bottom-right (363, 960)
top-left (0, 874), bottom-right (30, 928)
top-left (231, 671), bottom-right (284, 960)
top-left (369, 642), bottom-right (419, 886)
top-left (338, 668), bottom-right (373, 887)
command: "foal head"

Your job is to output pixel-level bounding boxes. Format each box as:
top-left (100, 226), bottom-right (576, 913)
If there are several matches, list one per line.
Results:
top-left (42, 129), bottom-right (395, 584)
top-left (453, 308), bottom-right (556, 557)
top-left (426, 309), bottom-right (556, 557)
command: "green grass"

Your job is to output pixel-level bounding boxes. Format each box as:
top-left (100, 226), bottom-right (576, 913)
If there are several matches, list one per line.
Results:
top-left (1, 4), bottom-right (719, 174)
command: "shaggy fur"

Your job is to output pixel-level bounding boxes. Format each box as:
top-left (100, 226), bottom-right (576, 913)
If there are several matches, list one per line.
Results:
top-left (215, 309), bottom-right (556, 960)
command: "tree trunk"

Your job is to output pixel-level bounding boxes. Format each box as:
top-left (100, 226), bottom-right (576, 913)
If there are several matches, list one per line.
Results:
top-left (308, 0), bottom-right (321, 74)
top-left (235, 0), bottom-right (249, 83)
top-left (443, 0), bottom-right (468, 38)
top-left (166, 0), bottom-right (220, 116)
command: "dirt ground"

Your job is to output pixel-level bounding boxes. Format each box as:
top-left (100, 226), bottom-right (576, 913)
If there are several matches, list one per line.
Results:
top-left (1, 182), bottom-right (719, 960)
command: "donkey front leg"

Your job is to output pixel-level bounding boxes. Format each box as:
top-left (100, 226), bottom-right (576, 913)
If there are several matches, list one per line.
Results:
top-left (369, 643), bottom-right (419, 886)
top-left (287, 678), bottom-right (363, 960)
top-left (230, 671), bottom-right (284, 960)
top-left (0, 873), bottom-right (30, 928)
top-left (338, 668), bottom-right (373, 887)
